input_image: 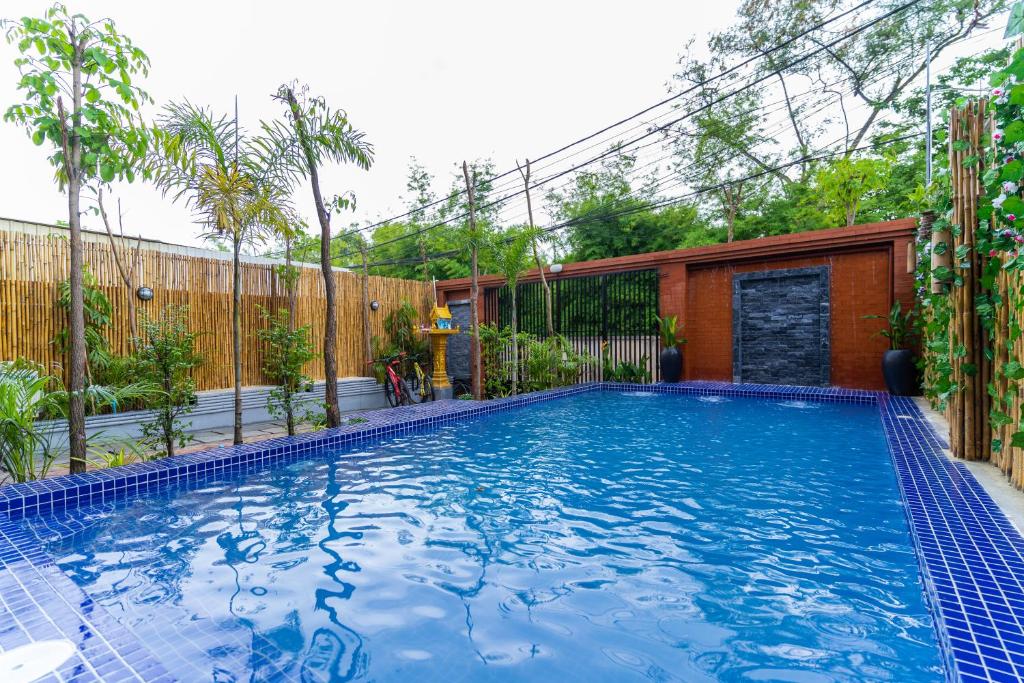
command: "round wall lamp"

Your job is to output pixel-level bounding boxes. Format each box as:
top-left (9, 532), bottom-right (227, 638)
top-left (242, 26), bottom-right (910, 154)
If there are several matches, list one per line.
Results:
top-left (136, 286), bottom-right (154, 301)
top-left (550, 263), bottom-right (563, 274)
top-left (370, 300), bottom-right (380, 311)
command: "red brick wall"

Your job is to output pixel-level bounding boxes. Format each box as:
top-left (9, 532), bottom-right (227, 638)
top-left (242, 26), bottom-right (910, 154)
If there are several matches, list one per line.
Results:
top-left (683, 249), bottom-right (899, 390)
top-left (436, 220), bottom-right (918, 391)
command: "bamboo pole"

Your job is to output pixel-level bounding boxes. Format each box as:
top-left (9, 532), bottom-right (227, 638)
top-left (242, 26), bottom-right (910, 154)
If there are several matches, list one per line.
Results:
top-left (0, 229), bottom-right (432, 391)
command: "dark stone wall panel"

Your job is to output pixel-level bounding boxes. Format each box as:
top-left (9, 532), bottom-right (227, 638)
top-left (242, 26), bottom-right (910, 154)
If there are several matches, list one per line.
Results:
top-left (732, 267), bottom-right (830, 386)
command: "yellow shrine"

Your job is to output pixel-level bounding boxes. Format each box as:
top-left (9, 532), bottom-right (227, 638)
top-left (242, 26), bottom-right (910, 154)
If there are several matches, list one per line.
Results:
top-left (427, 305), bottom-right (459, 396)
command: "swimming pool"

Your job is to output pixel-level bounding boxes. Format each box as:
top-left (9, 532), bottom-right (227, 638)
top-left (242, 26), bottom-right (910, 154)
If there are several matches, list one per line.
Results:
top-left (8, 388), bottom-right (942, 681)
top-left (2, 382), bottom-right (1024, 682)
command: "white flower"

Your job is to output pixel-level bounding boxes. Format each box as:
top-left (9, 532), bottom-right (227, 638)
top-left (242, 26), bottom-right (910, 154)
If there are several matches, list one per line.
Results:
top-left (1004, 181), bottom-right (1019, 194)
top-left (995, 87), bottom-right (1006, 96)
top-left (995, 129), bottom-right (1006, 142)
top-left (995, 193), bottom-right (1008, 208)
top-left (998, 96), bottom-right (1010, 105)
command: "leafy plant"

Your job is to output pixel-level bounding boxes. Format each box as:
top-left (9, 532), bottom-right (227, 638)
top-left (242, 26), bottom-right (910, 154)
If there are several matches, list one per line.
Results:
top-left (477, 323), bottom-right (590, 398)
top-left (812, 156), bottom-right (892, 227)
top-left (54, 266), bottom-right (113, 386)
top-left (88, 440), bottom-right (146, 469)
top-left (656, 315), bottom-right (686, 349)
top-left (4, 3), bottom-right (155, 473)
top-left (601, 344), bottom-right (652, 383)
top-left (374, 301), bottom-right (430, 381)
top-left (135, 306), bottom-right (202, 457)
top-left (492, 227), bottom-right (537, 395)
top-left (258, 81), bottom-right (374, 428)
top-left (153, 100), bottom-right (293, 446)
top-left (0, 361), bottom-right (149, 484)
top-left (865, 300), bottom-right (915, 351)
top-left (257, 306), bottom-right (315, 436)
top-left (0, 362), bottom-right (62, 484)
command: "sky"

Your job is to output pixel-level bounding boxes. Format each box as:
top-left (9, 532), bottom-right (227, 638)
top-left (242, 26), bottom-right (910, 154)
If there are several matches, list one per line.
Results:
top-left (0, 0), bottom-right (743, 248)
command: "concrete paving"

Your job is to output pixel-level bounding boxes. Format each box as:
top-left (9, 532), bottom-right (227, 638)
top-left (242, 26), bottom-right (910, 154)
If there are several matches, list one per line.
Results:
top-left (47, 413), bottom-right (366, 477)
top-left (914, 397), bottom-right (1024, 533)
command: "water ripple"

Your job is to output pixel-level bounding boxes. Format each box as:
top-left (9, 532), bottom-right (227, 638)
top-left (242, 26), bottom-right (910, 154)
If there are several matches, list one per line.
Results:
top-left (23, 392), bottom-right (943, 682)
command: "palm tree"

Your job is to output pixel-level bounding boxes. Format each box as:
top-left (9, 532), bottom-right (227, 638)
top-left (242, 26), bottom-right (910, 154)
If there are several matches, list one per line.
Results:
top-left (492, 227), bottom-right (536, 395)
top-left (153, 101), bottom-right (290, 445)
top-left (255, 83), bottom-right (373, 427)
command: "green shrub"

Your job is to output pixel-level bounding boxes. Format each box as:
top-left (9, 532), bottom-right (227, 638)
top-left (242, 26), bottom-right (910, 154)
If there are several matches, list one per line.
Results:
top-left (257, 306), bottom-right (316, 436)
top-left (479, 323), bottom-right (591, 398)
top-left (135, 306), bottom-right (202, 457)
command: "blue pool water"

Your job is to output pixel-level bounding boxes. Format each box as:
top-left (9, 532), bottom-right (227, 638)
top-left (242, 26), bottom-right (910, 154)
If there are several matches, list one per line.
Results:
top-left (23, 392), bottom-right (944, 682)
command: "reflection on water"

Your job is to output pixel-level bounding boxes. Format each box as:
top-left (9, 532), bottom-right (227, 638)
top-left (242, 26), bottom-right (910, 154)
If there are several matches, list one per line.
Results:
top-left (24, 392), bottom-right (943, 681)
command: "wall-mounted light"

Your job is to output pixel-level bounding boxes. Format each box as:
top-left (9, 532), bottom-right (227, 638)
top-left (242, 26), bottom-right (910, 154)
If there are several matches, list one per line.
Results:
top-left (370, 300), bottom-right (380, 311)
top-left (550, 263), bottom-right (563, 274)
top-left (136, 286), bottom-right (154, 301)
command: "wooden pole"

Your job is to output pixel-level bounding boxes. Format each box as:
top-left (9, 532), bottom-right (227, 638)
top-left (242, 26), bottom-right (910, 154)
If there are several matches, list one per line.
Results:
top-left (463, 160), bottom-right (482, 400)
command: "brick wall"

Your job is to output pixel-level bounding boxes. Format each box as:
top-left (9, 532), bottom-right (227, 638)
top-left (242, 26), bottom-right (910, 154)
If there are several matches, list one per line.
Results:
top-left (437, 219), bottom-right (917, 391)
top-left (685, 251), bottom-right (895, 389)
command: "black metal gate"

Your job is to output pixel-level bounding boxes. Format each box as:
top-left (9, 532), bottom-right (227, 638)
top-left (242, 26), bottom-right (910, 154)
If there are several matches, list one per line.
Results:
top-left (484, 268), bottom-right (660, 383)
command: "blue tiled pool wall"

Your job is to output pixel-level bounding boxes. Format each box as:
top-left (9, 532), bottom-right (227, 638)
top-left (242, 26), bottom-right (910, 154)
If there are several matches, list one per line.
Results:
top-left (2, 380), bottom-right (1023, 683)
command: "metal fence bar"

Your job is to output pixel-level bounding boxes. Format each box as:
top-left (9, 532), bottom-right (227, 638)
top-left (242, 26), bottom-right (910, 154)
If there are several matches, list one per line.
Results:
top-left (486, 268), bottom-right (659, 386)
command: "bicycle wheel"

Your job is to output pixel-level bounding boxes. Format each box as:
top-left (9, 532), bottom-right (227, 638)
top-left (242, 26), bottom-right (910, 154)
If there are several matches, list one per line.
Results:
top-left (384, 374), bottom-right (403, 408)
top-left (420, 374), bottom-right (435, 402)
top-left (404, 370), bottom-right (426, 403)
top-left (397, 377), bottom-right (415, 406)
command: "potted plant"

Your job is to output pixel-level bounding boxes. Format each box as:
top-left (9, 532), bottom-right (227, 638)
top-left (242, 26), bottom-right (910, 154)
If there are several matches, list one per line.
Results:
top-left (865, 301), bottom-right (916, 396)
top-left (656, 315), bottom-right (686, 383)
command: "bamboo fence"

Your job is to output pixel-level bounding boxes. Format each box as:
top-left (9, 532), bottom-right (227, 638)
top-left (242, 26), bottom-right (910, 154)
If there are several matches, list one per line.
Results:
top-left (0, 229), bottom-right (432, 391)
top-left (946, 101), bottom-right (993, 464)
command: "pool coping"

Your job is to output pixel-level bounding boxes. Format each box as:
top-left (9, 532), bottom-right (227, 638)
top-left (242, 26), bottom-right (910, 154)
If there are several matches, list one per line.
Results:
top-left (0, 381), bottom-right (1018, 682)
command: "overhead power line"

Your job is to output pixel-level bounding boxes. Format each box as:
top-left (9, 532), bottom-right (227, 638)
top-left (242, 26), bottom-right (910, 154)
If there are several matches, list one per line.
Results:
top-left (290, 0), bottom-right (887, 255)
top-left (343, 131), bottom-right (923, 270)
top-left (326, 0), bottom-right (922, 263)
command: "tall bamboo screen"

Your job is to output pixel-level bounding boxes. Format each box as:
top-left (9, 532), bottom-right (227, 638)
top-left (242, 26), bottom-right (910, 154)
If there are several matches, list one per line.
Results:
top-left (947, 101), bottom-right (993, 464)
top-left (0, 230), bottom-right (432, 392)
top-left (942, 98), bottom-right (1024, 488)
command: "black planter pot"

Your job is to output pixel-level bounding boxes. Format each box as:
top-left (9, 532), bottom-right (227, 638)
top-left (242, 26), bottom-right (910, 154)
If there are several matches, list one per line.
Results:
top-left (660, 346), bottom-right (683, 383)
top-left (882, 349), bottom-right (917, 396)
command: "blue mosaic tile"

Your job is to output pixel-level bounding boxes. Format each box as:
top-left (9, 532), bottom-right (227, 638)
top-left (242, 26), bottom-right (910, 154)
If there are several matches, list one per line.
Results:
top-left (1, 379), bottom-right (1023, 681)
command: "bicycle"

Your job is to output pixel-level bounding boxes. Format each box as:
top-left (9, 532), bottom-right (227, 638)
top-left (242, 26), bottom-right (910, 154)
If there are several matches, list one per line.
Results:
top-left (373, 353), bottom-right (434, 407)
top-left (406, 356), bottom-right (435, 403)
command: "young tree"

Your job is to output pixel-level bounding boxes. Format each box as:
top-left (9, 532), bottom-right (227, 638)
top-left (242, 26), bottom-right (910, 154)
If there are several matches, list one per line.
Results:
top-left (154, 101), bottom-right (289, 445)
top-left (257, 306), bottom-right (315, 436)
top-left (685, 0), bottom-right (1006, 157)
top-left (258, 82), bottom-right (373, 427)
top-left (492, 227), bottom-right (537, 395)
top-left (4, 4), bottom-right (153, 472)
top-left (813, 156), bottom-right (891, 227)
top-left (136, 305), bottom-right (202, 457)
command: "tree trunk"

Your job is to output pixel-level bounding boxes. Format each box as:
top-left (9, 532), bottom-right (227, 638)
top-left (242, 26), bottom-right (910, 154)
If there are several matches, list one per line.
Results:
top-left (163, 374), bottom-right (175, 457)
top-left (285, 87), bottom-right (340, 427)
top-left (419, 238), bottom-right (432, 310)
top-left (232, 235), bottom-right (243, 445)
top-left (99, 193), bottom-right (140, 349)
top-left (463, 161), bottom-right (482, 400)
top-left (64, 48), bottom-right (87, 474)
top-left (360, 245), bottom-right (373, 372)
top-left (285, 385), bottom-right (295, 436)
top-left (285, 238), bottom-right (296, 331)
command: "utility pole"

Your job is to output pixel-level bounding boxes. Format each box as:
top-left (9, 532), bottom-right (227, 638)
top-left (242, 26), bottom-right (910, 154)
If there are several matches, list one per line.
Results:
top-left (360, 243), bottom-right (373, 372)
top-left (462, 161), bottom-right (482, 400)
